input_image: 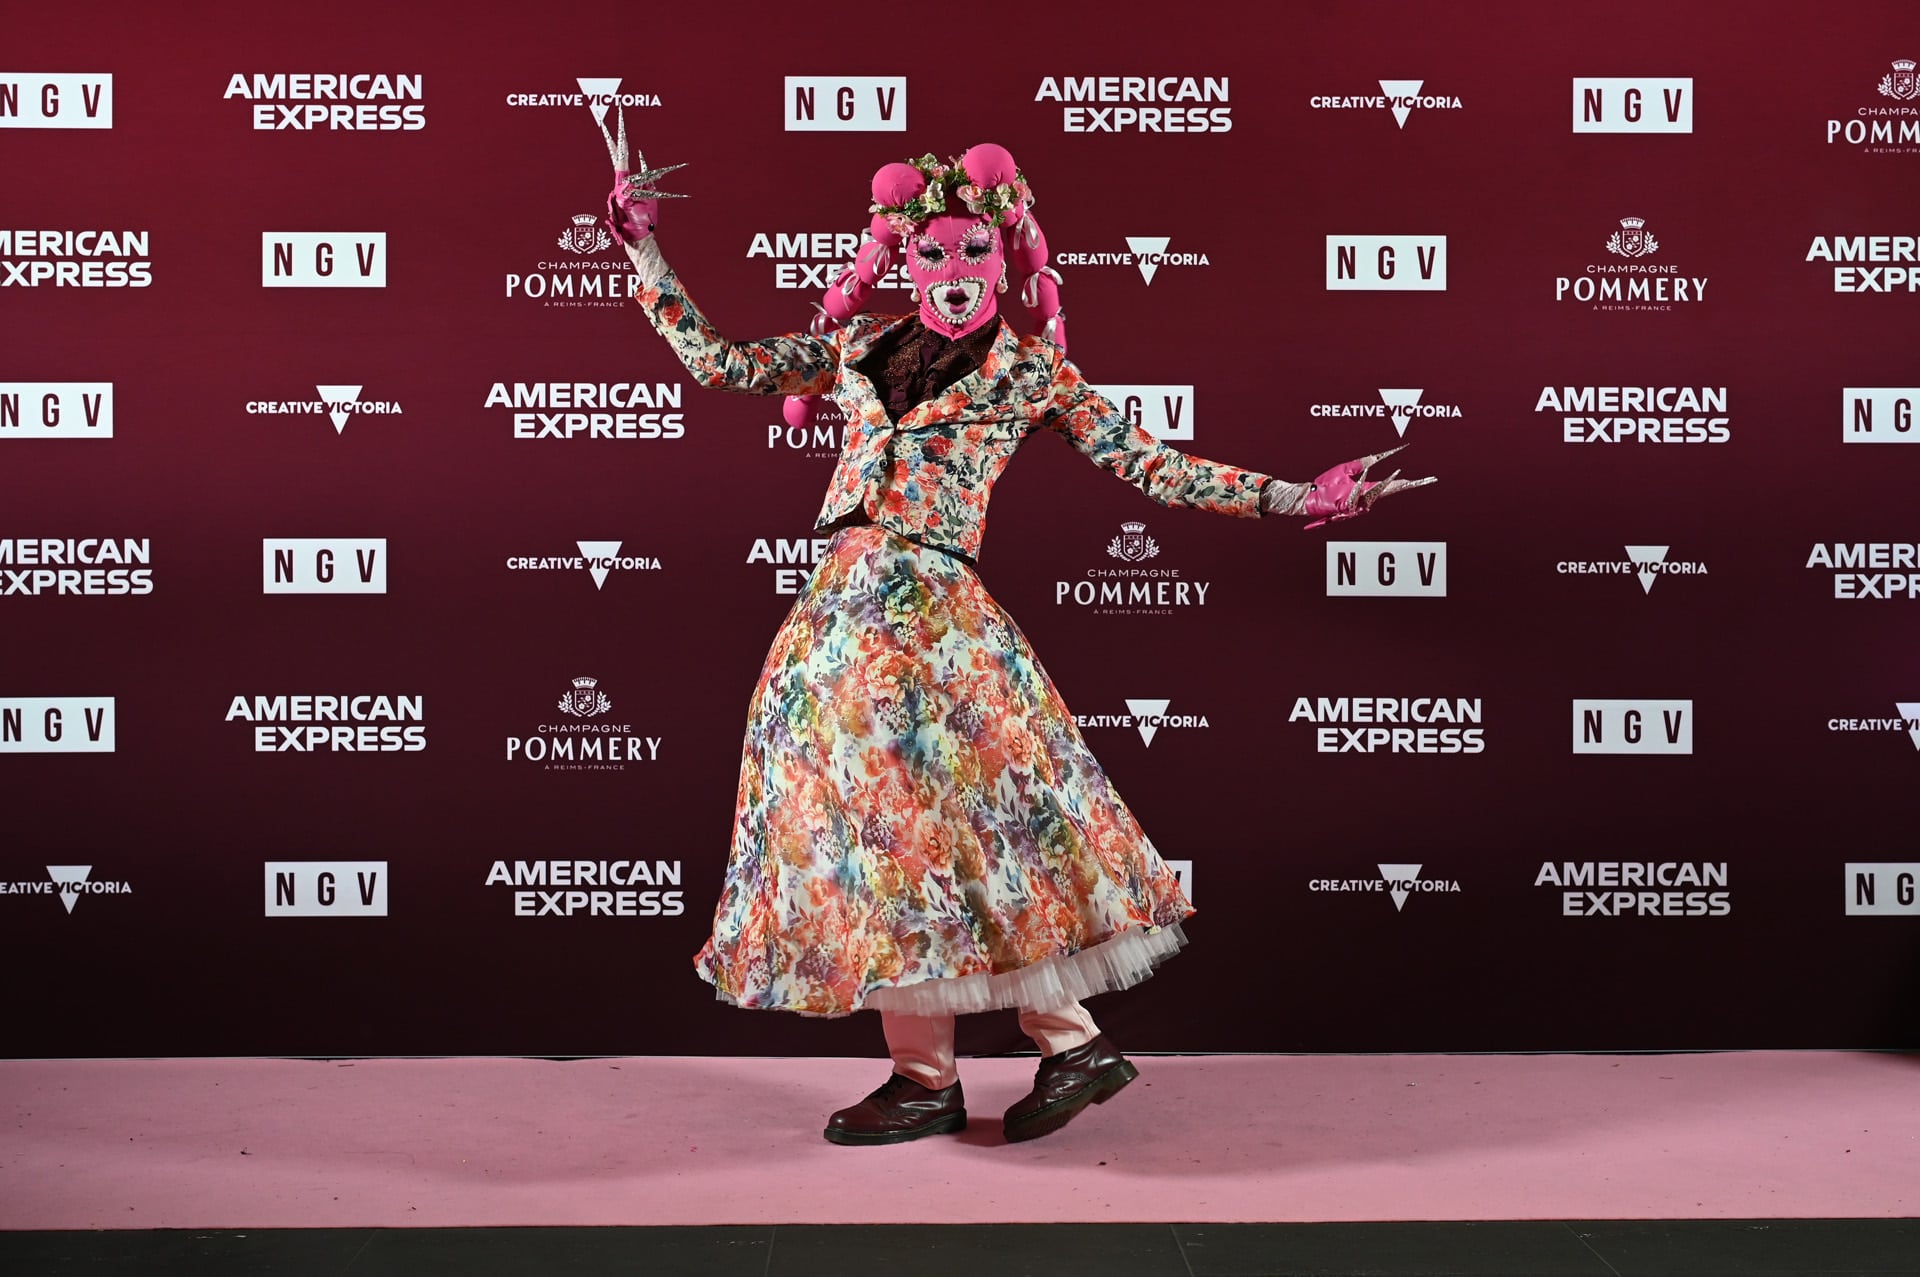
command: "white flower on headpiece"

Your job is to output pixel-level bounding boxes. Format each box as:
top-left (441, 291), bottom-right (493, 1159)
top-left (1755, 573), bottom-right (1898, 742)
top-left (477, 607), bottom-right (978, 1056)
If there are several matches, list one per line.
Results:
top-left (957, 183), bottom-right (985, 214)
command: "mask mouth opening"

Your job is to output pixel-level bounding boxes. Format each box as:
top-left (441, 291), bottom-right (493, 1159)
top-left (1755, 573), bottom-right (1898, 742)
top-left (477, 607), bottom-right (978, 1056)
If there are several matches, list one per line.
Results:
top-left (929, 276), bottom-right (987, 327)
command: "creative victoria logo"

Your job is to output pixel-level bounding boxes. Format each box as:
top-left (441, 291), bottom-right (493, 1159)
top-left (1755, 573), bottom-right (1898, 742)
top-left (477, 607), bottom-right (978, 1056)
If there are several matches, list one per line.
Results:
top-left (747, 230), bottom-right (908, 292)
top-left (1825, 58), bottom-right (1920, 153)
top-left (1535, 861), bottom-right (1730, 916)
top-left (505, 675), bottom-right (662, 770)
top-left (507, 541), bottom-right (662, 590)
top-left (1075, 699), bottom-right (1210, 747)
top-left (484, 381), bottom-right (685, 441)
top-left (247, 385), bottom-right (403, 435)
top-left (1034, 75), bottom-right (1231, 133)
top-left (1309, 79), bottom-right (1463, 129)
top-left (1289, 696), bottom-right (1485, 753)
top-left (0, 538), bottom-right (152, 596)
top-left (1310, 388), bottom-right (1462, 439)
top-left (1055, 521), bottom-right (1214, 615)
top-left (1, 230), bottom-right (150, 287)
top-left (483, 858), bottom-right (686, 917)
top-left (1805, 236), bottom-right (1920, 293)
top-left (1558, 545), bottom-right (1708, 594)
top-left (1055, 237), bottom-right (1210, 286)
top-left (1827, 703), bottom-right (1920, 752)
top-left (1309, 863), bottom-right (1461, 911)
top-left (505, 78), bottom-right (662, 119)
top-left (507, 212), bottom-right (632, 307)
top-left (0, 866), bottom-right (130, 913)
top-left (1806, 542), bottom-right (1920, 598)
top-left (222, 73), bottom-right (424, 130)
top-left (1534, 385), bottom-right (1730, 444)
top-left (1555, 217), bottom-right (1706, 310)
top-left (0, 73), bottom-right (112, 128)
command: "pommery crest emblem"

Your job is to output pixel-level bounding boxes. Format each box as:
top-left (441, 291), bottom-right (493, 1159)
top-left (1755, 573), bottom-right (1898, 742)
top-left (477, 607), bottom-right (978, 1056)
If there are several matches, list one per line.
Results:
top-left (558, 213), bottom-right (613, 255)
top-left (559, 675), bottom-right (612, 718)
top-left (1606, 217), bottom-right (1659, 259)
top-left (1107, 521), bottom-right (1160, 563)
top-left (1879, 58), bottom-right (1919, 102)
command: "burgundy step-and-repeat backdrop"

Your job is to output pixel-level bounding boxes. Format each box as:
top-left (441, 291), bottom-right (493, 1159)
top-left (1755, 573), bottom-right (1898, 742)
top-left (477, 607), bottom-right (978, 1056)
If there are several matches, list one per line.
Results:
top-left (5, 0), bottom-right (1918, 1058)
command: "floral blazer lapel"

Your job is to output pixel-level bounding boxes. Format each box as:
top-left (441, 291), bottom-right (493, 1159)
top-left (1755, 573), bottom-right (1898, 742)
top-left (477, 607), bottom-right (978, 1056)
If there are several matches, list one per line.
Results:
top-left (833, 314), bottom-right (1025, 431)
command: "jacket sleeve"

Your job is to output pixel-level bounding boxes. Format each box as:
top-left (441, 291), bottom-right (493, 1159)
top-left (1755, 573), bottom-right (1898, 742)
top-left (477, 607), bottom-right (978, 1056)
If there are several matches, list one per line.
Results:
top-left (634, 268), bottom-right (839, 396)
top-left (1040, 351), bottom-right (1274, 517)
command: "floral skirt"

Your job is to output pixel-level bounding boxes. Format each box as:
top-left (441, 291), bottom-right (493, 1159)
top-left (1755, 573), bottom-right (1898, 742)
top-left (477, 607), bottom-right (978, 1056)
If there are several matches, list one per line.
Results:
top-left (692, 523), bottom-right (1194, 1018)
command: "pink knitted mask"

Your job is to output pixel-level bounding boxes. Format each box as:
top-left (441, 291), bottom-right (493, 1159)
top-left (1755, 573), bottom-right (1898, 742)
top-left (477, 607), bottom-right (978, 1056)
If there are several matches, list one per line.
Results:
top-left (907, 212), bottom-right (1003, 339)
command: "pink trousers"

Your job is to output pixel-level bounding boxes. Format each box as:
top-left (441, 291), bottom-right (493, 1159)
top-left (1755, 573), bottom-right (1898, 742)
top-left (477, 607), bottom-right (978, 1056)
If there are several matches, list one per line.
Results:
top-left (880, 1002), bottom-right (1100, 1090)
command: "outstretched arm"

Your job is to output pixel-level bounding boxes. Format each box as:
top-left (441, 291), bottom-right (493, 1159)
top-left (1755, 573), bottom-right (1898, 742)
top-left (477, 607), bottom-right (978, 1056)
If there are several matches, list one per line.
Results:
top-left (1041, 354), bottom-right (1293, 518)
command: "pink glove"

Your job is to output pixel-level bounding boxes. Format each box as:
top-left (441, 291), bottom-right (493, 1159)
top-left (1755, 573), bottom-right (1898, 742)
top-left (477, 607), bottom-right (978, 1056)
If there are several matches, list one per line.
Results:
top-left (1301, 444), bottom-right (1418, 529)
top-left (605, 174), bottom-right (659, 245)
top-left (597, 107), bottom-right (687, 246)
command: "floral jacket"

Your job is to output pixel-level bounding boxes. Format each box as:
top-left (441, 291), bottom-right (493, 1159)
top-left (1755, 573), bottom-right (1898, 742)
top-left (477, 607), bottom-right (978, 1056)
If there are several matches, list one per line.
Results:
top-left (635, 271), bottom-right (1276, 561)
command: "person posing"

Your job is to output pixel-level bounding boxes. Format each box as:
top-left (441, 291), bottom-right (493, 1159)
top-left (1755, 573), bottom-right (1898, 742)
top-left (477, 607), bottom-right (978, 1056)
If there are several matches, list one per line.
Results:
top-left (598, 118), bottom-right (1432, 1146)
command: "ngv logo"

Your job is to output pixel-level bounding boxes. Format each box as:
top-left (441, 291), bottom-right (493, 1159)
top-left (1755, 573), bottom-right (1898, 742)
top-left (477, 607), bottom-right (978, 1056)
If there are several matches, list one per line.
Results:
top-left (1847, 864), bottom-right (1920, 916)
top-left (264, 861), bottom-right (388, 917)
top-left (262, 538), bottom-right (387, 593)
top-left (784, 76), bottom-right (905, 131)
top-left (261, 232), bottom-right (386, 287)
top-left (1845, 388), bottom-right (1917, 442)
top-left (0, 74), bottom-right (112, 128)
top-left (1099, 385), bottom-right (1193, 441)
top-left (0, 383), bottom-right (112, 438)
top-left (1325, 235), bottom-right (1446, 290)
top-left (1572, 699), bottom-right (1692, 754)
top-left (0, 697), bottom-right (115, 753)
top-left (1572, 77), bottom-right (1693, 133)
top-left (1327, 542), bottom-right (1446, 596)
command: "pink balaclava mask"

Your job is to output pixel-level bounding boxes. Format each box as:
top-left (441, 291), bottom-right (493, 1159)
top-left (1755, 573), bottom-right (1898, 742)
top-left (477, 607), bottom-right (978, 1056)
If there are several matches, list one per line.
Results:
top-left (908, 212), bottom-right (1004, 340)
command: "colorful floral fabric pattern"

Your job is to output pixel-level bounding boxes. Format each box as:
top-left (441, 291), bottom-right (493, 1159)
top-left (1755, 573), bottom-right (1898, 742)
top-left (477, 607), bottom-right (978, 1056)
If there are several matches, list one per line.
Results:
top-left (636, 271), bottom-right (1277, 561)
top-left (693, 525), bottom-right (1193, 1017)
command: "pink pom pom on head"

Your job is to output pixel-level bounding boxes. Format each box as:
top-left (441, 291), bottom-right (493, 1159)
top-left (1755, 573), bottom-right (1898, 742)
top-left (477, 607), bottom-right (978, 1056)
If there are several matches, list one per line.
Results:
top-left (871, 162), bottom-right (925, 208)
top-left (960, 143), bottom-right (1017, 188)
top-left (782, 395), bottom-right (813, 428)
top-left (823, 273), bottom-right (869, 322)
top-left (868, 212), bottom-right (901, 247)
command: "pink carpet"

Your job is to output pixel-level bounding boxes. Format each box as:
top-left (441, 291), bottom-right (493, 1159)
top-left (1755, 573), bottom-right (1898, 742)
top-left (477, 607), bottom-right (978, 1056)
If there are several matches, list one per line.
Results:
top-left (2, 1052), bottom-right (1914, 1229)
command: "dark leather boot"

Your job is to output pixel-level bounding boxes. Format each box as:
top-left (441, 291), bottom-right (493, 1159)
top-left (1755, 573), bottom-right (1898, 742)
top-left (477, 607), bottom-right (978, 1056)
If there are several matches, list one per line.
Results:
top-left (1002, 1034), bottom-right (1138, 1143)
top-left (823, 1073), bottom-right (967, 1146)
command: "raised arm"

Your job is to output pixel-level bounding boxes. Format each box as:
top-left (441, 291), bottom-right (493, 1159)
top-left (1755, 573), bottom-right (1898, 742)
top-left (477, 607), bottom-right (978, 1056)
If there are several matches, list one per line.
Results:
top-left (624, 237), bottom-right (839, 397)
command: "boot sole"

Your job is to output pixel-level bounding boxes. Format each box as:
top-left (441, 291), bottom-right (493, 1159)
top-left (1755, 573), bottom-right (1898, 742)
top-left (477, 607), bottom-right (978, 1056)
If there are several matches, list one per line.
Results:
top-left (1003, 1060), bottom-right (1139, 1144)
top-left (822, 1111), bottom-right (968, 1146)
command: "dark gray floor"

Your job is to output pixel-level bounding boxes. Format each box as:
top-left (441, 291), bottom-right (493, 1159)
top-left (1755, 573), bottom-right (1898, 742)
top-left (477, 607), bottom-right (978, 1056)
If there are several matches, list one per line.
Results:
top-left (1, 1220), bottom-right (1916, 1276)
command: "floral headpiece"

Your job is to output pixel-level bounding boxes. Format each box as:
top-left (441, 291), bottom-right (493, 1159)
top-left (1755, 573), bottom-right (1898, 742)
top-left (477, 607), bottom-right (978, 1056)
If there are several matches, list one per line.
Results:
top-left (869, 152), bottom-right (1033, 237)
